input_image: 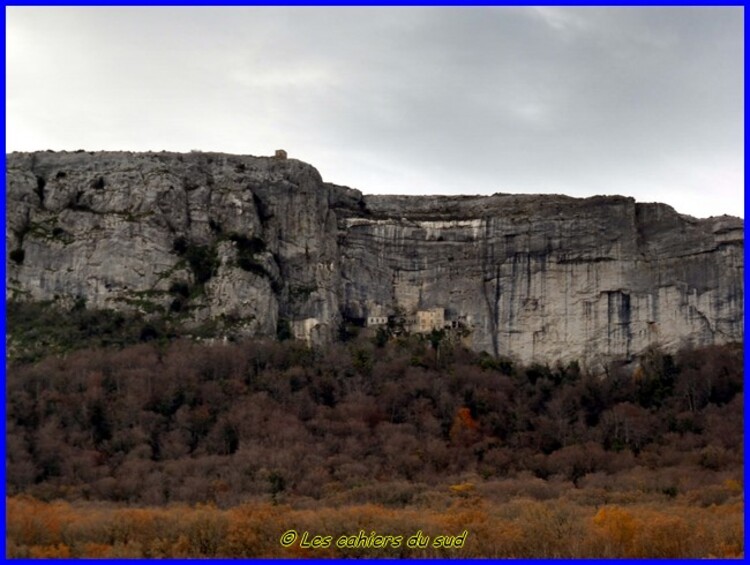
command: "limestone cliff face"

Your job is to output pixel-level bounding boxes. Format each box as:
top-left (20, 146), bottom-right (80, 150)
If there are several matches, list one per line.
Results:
top-left (6, 151), bottom-right (743, 366)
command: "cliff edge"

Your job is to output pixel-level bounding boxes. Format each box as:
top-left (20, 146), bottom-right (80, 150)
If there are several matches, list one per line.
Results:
top-left (6, 151), bottom-right (743, 366)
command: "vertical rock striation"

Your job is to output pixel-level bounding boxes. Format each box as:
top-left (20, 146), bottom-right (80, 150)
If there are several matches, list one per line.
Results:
top-left (6, 151), bottom-right (743, 366)
top-left (335, 194), bottom-right (743, 366)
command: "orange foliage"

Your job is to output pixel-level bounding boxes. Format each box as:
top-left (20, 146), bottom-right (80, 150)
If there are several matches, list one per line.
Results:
top-left (591, 503), bottom-right (743, 558)
top-left (4, 495), bottom-right (744, 558)
top-left (449, 406), bottom-right (480, 446)
top-left (81, 543), bottom-right (113, 558)
top-left (458, 407), bottom-right (478, 430)
top-left (28, 544), bottom-right (71, 558)
top-left (593, 505), bottom-right (637, 551)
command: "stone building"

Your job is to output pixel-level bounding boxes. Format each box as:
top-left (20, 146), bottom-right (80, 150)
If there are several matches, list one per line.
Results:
top-left (415, 308), bottom-right (445, 333)
top-left (366, 315), bottom-right (388, 327)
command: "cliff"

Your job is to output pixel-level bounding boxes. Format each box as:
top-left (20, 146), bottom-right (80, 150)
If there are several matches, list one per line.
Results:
top-left (6, 151), bottom-right (743, 367)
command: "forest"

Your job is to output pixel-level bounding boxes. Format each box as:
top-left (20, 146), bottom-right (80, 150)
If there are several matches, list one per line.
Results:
top-left (5, 303), bottom-right (744, 557)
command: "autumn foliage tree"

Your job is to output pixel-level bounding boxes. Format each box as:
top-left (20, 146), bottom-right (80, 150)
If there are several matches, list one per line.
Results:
top-left (4, 333), bottom-right (742, 523)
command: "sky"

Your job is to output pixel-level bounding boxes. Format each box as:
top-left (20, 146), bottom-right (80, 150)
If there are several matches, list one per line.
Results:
top-left (6, 7), bottom-right (744, 218)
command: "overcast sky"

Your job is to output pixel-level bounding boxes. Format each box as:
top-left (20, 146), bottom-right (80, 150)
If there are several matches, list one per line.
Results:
top-left (6, 7), bottom-right (744, 218)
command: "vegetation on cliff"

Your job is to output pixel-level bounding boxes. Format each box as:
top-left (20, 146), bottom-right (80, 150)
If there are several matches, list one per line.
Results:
top-left (5, 302), bottom-right (742, 557)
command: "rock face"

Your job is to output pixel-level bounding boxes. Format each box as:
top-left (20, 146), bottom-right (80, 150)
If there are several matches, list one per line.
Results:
top-left (6, 151), bottom-right (744, 367)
